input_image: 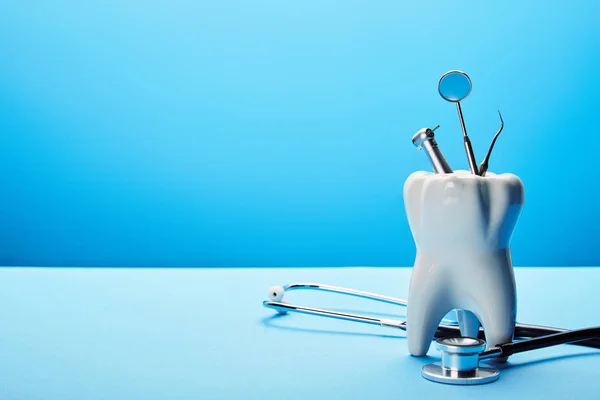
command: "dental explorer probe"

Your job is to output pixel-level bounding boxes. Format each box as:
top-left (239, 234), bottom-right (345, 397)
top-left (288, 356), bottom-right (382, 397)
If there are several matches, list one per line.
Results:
top-left (478, 110), bottom-right (504, 177)
top-left (411, 125), bottom-right (453, 174)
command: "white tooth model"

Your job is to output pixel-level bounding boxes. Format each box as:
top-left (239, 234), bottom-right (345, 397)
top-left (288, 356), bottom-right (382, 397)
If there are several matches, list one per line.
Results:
top-left (403, 170), bottom-right (525, 356)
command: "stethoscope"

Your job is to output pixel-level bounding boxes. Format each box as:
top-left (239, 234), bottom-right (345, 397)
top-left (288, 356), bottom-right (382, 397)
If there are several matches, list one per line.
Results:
top-left (261, 71), bottom-right (600, 385)
top-left (263, 283), bottom-right (600, 385)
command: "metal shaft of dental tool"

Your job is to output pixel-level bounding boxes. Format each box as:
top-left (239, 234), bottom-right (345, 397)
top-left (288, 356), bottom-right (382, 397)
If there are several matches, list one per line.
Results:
top-left (478, 110), bottom-right (504, 177)
top-left (411, 125), bottom-right (453, 174)
top-left (456, 102), bottom-right (479, 175)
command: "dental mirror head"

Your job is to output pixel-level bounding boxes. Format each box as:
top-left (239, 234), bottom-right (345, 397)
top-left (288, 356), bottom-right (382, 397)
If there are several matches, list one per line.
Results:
top-left (438, 69), bottom-right (479, 175)
top-left (438, 70), bottom-right (472, 103)
top-left (421, 337), bottom-right (500, 385)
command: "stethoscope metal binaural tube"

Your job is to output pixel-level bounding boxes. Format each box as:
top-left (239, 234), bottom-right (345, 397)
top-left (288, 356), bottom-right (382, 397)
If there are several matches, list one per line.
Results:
top-left (264, 301), bottom-right (407, 330)
top-left (264, 283), bottom-right (600, 349)
top-left (280, 282), bottom-right (406, 306)
top-left (264, 283), bottom-right (600, 385)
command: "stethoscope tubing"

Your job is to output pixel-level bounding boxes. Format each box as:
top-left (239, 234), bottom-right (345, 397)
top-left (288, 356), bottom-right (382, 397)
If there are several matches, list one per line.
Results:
top-left (281, 283), bottom-right (407, 306)
top-left (264, 283), bottom-right (600, 349)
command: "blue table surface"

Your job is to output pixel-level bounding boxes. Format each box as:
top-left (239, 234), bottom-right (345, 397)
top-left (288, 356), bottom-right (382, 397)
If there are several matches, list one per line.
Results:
top-left (0, 266), bottom-right (599, 400)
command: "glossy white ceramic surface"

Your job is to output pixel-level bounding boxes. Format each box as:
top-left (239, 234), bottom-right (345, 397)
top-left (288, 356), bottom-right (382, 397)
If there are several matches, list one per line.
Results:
top-left (403, 170), bottom-right (525, 356)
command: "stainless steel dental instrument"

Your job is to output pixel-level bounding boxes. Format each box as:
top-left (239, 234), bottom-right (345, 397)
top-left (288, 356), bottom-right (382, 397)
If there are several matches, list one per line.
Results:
top-left (438, 70), bottom-right (479, 175)
top-left (412, 125), bottom-right (453, 174)
top-left (478, 110), bottom-right (504, 177)
top-left (263, 282), bottom-right (600, 385)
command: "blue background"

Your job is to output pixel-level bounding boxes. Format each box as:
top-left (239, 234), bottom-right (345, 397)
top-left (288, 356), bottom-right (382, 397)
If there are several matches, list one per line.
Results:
top-left (0, 1), bottom-right (598, 268)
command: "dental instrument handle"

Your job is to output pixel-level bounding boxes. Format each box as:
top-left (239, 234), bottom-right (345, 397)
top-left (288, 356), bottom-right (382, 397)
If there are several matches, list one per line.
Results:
top-left (456, 102), bottom-right (479, 175)
top-left (480, 326), bottom-right (600, 360)
top-left (479, 161), bottom-right (489, 177)
top-left (424, 139), bottom-right (453, 174)
top-left (411, 127), bottom-right (453, 174)
top-left (463, 136), bottom-right (479, 175)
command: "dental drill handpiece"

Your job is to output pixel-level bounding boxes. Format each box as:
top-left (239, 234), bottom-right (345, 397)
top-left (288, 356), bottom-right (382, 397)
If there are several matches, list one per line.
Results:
top-left (412, 126), bottom-right (453, 173)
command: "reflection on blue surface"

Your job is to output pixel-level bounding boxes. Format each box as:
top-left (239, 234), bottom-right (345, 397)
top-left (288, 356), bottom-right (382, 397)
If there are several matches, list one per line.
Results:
top-left (0, 1), bottom-right (599, 267)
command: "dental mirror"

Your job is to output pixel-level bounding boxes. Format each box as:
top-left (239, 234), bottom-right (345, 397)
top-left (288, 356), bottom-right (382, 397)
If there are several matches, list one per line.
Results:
top-left (438, 70), bottom-right (479, 175)
top-left (438, 70), bottom-right (472, 102)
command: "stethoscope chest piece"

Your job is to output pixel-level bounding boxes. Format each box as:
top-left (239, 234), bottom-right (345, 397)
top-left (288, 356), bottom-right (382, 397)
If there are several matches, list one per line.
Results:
top-left (421, 337), bottom-right (500, 385)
